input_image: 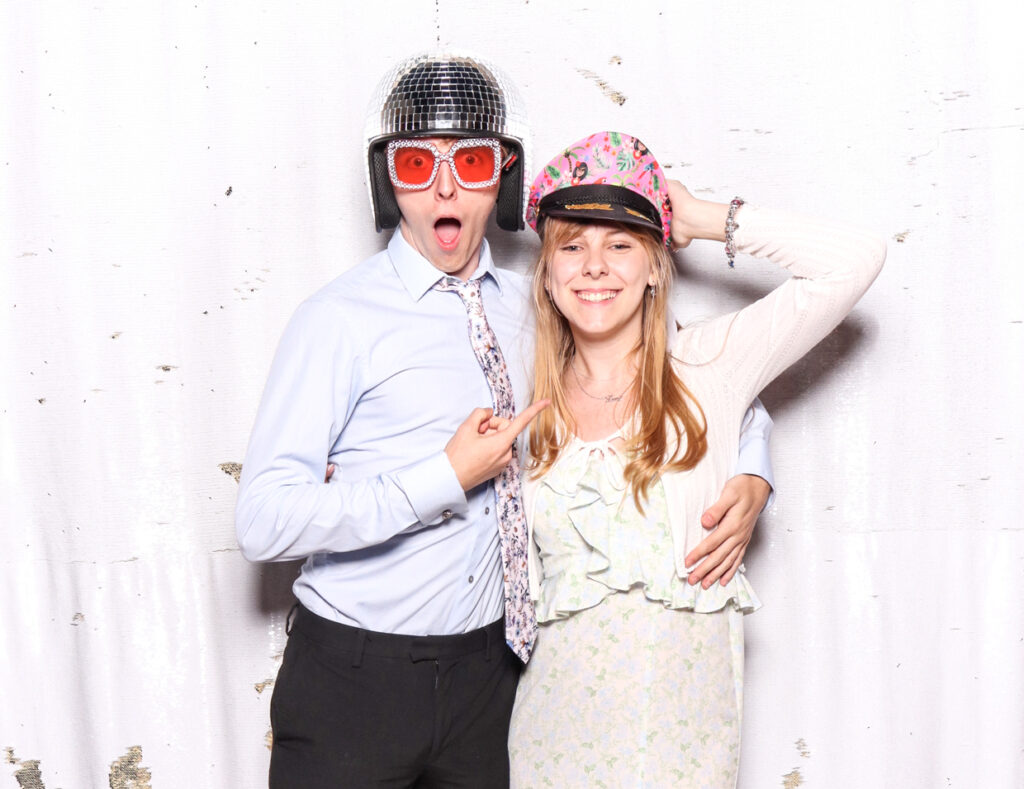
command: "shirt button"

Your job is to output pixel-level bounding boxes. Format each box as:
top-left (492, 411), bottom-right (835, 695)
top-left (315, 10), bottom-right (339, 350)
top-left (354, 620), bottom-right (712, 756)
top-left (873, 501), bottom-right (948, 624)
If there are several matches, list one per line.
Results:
top-left (484, 506), bottom-right (490, 515)
top-left (441, 509), bottom-right (453, 520)
top-left (468, 575), bottom-right (474, 583)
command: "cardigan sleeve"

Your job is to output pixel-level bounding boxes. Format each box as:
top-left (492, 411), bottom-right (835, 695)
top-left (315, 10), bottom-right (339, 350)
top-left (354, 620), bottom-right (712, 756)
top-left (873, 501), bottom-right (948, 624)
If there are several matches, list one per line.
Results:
top-left (673, 206), bottom-right (886, 404)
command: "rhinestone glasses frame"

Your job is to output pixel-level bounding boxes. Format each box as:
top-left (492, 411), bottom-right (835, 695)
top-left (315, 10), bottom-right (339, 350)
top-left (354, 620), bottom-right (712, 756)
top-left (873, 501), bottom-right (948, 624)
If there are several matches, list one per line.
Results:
top-left (386, 138), bottom-right (502, 191)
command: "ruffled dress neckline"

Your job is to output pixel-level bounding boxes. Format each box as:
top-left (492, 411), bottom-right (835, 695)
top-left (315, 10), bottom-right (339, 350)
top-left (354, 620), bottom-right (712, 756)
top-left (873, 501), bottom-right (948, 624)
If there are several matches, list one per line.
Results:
top-left (531, 434), bottom-right (760, 622)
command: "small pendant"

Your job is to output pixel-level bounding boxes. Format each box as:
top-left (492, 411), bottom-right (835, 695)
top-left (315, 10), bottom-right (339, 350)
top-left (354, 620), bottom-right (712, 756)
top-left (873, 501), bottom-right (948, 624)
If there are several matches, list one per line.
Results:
top-left (603, 394), bottom-right (623, 403)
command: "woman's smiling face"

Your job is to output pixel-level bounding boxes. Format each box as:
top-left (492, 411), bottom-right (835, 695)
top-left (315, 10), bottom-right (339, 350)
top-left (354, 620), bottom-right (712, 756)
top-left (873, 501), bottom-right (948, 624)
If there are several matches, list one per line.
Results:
top-left (546, 222), bottom-right (656, 345)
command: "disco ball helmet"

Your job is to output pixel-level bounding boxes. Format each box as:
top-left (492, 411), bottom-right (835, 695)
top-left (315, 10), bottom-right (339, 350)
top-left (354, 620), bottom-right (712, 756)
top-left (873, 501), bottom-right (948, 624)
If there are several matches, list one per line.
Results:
top-left (365, 52), bottom-right (530, 232)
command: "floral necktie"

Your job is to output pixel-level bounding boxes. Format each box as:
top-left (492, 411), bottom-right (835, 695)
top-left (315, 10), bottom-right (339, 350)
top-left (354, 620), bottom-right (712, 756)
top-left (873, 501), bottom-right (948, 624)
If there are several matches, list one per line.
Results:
top-left (434, 275), bottom-right (537, 663)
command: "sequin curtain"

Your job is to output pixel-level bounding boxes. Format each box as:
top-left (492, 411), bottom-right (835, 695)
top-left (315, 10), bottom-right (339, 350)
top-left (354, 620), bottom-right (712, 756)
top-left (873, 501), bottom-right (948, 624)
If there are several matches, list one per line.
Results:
top-left (2, 1), bottom-right (1020, 786)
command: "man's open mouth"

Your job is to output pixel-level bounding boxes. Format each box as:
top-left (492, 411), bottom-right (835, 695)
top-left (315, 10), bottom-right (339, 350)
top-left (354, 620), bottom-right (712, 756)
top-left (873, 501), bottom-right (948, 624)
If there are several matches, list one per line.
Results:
top-left (435, 217), bottom-right (462, 248)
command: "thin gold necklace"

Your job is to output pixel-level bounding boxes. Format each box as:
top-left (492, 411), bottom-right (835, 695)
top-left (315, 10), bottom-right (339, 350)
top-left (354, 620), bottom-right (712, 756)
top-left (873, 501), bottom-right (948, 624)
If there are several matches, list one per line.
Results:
top-left (570, 363), bottom-right (634, 404)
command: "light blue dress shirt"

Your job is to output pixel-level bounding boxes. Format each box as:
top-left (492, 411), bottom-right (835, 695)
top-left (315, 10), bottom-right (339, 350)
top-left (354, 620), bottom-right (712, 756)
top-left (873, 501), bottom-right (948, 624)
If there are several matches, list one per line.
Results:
top-left (236, 230), bottom-right (774, 636)
top-left (237, 232), bottom-right (533, 635)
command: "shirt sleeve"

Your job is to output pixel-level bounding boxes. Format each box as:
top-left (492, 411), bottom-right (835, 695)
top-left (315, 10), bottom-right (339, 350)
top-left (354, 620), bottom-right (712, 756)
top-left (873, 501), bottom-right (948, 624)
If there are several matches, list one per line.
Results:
top-left (235, 298), bottom-right (468, 562)
top-left (735, 397), bottom-right (776, 506)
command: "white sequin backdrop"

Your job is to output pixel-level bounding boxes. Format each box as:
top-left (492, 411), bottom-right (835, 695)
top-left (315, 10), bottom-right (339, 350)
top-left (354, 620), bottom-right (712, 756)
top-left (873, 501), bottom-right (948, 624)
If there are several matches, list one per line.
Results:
top-left (3, 1), bottom-right (1022, 786)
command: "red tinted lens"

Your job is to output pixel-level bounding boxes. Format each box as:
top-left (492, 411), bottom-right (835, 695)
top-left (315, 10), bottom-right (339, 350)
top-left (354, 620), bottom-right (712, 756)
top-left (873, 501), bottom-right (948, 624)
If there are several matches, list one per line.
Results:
top-left (453, 145), bottom-right (497, 183)
top-left (392, 146), bottom-right (436, 185)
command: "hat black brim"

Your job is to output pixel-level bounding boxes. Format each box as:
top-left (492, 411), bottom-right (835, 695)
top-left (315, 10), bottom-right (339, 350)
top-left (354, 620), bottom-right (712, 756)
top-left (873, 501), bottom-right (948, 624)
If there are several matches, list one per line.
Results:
top-left (537, 184), bottom-right (662, 238)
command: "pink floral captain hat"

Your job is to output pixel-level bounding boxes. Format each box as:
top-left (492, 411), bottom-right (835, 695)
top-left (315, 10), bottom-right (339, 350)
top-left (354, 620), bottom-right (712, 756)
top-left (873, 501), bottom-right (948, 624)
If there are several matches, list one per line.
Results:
top-left (526, 131), bottom-right (672, 245)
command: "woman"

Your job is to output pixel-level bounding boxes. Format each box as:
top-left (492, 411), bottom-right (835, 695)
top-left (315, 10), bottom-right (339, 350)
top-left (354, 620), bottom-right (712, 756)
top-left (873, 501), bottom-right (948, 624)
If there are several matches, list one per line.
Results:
top-left (508, 131), bottom-right (885, 787)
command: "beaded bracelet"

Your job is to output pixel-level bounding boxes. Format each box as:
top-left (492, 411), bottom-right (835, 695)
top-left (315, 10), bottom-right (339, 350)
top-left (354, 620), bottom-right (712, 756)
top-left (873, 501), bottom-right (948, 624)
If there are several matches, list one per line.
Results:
top-left (725, 197), bottom-right (744, 268)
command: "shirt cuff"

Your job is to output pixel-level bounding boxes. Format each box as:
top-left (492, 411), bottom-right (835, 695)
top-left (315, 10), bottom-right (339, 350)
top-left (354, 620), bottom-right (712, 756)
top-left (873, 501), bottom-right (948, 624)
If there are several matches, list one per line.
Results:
top-left (394, 450), bottom-right (469, 525)
top-left (731, 467), bottom-right (776, 510)
top-left (733, 447), bottom-right (777, 510)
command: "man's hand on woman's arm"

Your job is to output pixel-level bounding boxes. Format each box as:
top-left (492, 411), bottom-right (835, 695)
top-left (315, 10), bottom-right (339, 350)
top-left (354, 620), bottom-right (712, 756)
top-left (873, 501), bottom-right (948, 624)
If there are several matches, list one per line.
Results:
top-left (685, 474), bottom-right (772, 588)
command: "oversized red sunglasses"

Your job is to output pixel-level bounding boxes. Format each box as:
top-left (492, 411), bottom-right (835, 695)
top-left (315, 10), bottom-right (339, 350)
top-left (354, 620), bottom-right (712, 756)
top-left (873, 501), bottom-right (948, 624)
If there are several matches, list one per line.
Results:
top-left (386, 138), bottom-right (504, 190)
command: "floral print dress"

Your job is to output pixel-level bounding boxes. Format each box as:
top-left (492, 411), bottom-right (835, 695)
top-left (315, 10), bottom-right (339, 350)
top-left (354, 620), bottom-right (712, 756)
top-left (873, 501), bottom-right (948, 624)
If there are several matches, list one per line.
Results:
top-left (508, 434), bottom-right (748, 789)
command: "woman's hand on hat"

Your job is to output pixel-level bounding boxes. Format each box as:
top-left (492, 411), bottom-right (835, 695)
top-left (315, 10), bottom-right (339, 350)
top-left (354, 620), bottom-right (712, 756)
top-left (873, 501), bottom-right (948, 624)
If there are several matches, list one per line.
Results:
top-left (667, 181), bottom-right (697, 250)
top-left (667, 180), bottom-right (731, 251)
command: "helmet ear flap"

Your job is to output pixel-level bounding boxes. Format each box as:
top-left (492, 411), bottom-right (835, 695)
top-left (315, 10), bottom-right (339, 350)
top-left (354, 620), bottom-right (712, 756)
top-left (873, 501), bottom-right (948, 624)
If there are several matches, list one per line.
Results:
top-left (370, 145), bottom-right (401, 231)
top-left (495, 150), bottom-right (524, 231)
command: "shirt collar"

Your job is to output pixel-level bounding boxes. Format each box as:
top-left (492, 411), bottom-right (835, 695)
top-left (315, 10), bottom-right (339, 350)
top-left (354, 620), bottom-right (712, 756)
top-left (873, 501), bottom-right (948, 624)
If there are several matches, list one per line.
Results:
top-left (387, 230), bottom-right (503, 301)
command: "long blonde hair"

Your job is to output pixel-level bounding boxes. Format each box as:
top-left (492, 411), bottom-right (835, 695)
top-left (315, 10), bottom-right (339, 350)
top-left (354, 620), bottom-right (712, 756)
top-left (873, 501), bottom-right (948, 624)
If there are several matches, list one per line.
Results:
top-left (528, 217), bottom-right (708, 510)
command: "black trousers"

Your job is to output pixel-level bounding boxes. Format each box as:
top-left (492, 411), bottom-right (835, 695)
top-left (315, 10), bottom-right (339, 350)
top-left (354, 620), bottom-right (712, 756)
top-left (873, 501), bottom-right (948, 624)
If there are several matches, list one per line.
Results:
top-left (269, 605), bottom-right (521, 789)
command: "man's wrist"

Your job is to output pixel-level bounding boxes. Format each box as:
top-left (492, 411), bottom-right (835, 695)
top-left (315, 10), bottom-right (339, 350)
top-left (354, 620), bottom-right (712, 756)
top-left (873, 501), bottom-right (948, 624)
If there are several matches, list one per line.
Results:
top-left (396, 451), bottom-right (468, 524)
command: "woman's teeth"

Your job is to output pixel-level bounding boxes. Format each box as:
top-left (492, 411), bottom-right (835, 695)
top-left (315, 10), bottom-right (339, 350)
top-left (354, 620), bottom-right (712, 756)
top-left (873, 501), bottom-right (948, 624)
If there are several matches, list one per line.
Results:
top-left (576, 291), bottom-right (617, 302)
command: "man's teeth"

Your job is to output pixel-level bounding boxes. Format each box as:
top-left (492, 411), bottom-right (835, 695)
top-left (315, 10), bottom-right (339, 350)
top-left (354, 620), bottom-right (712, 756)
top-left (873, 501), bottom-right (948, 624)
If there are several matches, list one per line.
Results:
top-left (577, 291), bottom-right (617, 302)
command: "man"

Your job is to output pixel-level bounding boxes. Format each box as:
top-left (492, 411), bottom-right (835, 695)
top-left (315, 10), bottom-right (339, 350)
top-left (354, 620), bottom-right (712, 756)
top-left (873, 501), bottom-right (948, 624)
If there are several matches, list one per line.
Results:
top-left (236, 53), bottom-right (773, 788)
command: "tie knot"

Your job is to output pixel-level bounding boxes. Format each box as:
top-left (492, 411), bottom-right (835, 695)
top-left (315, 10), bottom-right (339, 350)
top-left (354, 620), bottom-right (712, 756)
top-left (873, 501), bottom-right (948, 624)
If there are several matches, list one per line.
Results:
top-left (434, 276), bottom-right (482, 307)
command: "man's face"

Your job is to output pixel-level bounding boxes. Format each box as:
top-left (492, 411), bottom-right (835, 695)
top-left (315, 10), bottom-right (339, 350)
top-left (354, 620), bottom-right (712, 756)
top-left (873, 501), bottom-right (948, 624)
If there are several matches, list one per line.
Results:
top-left (392, 137), bottom-right (500, 280)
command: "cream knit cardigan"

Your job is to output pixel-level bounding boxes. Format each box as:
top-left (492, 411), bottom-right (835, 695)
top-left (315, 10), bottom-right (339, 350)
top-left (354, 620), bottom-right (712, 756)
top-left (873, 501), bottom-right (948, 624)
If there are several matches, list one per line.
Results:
top-left (524, 206), bottom-right (887, 612)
